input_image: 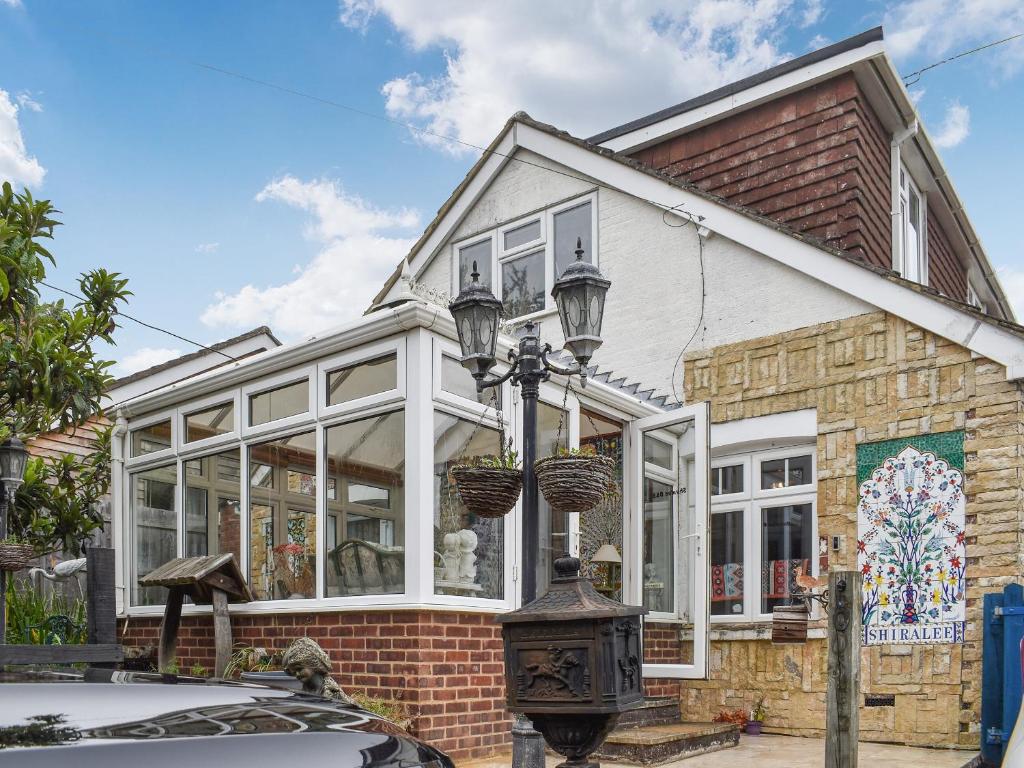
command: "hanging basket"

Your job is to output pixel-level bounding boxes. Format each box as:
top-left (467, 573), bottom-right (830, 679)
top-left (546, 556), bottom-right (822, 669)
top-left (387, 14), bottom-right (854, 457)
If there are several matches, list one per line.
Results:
top-left (0, 542), bottom-right (34, 572)
top-left (451, 465), bottom-right (523, 519)
top-left (535, 454), bottom-right (615, 514)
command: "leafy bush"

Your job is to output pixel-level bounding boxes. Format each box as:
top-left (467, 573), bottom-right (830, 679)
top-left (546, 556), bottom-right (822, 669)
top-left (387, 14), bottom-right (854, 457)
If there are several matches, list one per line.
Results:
top-left (4, 577), bottom-right (86, 645)
top-left (351, 692), bottom-right (414, 729)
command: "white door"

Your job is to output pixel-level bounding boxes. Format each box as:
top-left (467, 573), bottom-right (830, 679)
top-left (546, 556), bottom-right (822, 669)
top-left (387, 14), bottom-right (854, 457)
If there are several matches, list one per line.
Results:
top-left (626, 402), bottom-right (709, 680)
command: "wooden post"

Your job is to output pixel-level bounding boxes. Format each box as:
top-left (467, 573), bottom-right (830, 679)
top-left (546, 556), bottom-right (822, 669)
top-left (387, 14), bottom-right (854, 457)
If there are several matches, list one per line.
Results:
top-left (212, 588), bottom-right (231, 678)
top-left (86, 547), bottom-right (117, 645)
top-left (158, 586), bottom-right (184, 674)
top-left (825, 570), bottom-right (861, 768)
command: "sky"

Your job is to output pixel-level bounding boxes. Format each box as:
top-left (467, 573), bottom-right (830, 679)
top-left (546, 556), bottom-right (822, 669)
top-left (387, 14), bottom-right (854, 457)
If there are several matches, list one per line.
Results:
top-left (0, 0), bottom-right (1022, 376)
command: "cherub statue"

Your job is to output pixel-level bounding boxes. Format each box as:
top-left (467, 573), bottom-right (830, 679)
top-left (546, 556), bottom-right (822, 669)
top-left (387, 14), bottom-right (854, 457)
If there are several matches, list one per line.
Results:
top-left (282, 637), bottom-right (354, 704)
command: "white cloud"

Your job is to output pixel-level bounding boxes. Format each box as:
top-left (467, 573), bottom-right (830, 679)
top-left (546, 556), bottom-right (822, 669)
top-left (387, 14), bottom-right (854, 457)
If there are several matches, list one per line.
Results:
top-left (996, 265), bottom-right (1024, 321)
top-left (807, 34), bottom-right (830, 51)
top-left (115, 347), bottom-right (184, 376)
top-left (16, 91), bottom-right (42, 112)
top-left (932, 102), bottom-right (970, 148)
top-left (0, 88), bottom-right (45, 188)
top-left (201, 176), bottom-right (420, 339)
top-left (800, 0), bottom-right (823, 28)
top-left (195, 242), bottom-right (220, 254)
top-left (0, 0), bottom-right (23, 8)
top-left (885, 1), bottom-right (1024, 77)
top-left (341, 0), bottom-right (823, 155)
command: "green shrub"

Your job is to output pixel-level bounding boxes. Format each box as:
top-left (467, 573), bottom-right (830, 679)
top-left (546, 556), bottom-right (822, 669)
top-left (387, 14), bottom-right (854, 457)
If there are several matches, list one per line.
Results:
top-left (4, 577), bottom-right (86, 645)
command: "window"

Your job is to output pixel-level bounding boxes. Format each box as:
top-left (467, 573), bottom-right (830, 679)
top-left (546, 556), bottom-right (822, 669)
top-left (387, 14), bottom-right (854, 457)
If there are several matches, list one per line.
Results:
top-left (249, 379), bottom-right (309, 426)
top-left (184, 449), bottom-right (241, 562)
top-left (131, 420), bottom-right (171, 457)
top-left (578, 408), bottom-right (624, 601)
top-left (131, 463), bottom-right (177, 605)
top-left (642, 434), bottom-right (679, 614)
top-left (539, 400), bottom-right (570, 590)
top-left (899, 165), bottom-right (927, 284)
top-left (967, 282), bottom-right (987, 313)
top-left (324, 411), bottom-right (405, 598)
top-left (248, 431), bottom-right (317, 600)
top-left (709, 448), bottom-right (816, 621)
top-left (433, 412), bottom-right (505, 600)
top-left (454, 193), bottom-right (596, 319)
top-left (326, 353), bottom-right (398, 407)
top-left (440, 353), bottom-right (501, 407)
top-left (183, 402), bottom-right (234, 444)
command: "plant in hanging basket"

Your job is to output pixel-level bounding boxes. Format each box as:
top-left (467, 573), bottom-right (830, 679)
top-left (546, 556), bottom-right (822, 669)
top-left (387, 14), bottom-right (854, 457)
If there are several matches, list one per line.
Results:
top-left (451, 444), bottom-right (523, 519)
top-left (535, 446), bottom-right (615, 514)
top-left (0, 536), bottom-right (35, 572)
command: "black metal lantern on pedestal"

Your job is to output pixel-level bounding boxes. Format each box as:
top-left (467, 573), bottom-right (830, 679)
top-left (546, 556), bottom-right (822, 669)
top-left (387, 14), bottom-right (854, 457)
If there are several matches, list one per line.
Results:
top-left (497, 555), bottom-right (647, 768)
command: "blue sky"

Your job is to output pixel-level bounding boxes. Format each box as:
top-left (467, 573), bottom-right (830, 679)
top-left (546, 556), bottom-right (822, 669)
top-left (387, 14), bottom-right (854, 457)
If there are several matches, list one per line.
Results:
top-left (1, 0), bottom-right (1021, 375)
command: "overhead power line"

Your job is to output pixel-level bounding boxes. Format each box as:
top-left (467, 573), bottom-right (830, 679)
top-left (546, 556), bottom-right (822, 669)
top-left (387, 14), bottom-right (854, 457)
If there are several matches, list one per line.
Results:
top-left (903, 32), bottom-right (1024, 85)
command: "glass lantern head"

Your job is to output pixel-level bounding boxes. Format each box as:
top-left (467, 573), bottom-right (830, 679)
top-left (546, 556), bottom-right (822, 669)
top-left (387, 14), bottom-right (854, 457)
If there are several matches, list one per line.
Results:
top-left (0, 436), bottom-right (29, 493)
top-left (552, 238), bottom-right (611, 368)
top-left (449, 261), bottom-right (504, 380)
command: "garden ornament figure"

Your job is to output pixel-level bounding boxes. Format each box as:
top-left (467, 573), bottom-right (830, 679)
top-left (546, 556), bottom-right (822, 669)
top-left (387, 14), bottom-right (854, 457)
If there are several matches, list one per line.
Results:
top-left (282, 637), bottom-right (354, 704)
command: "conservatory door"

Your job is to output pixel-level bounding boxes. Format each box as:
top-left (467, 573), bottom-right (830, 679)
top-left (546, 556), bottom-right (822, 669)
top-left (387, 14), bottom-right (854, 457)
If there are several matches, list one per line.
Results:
top-left (627, 403), bottom-right (709, 680)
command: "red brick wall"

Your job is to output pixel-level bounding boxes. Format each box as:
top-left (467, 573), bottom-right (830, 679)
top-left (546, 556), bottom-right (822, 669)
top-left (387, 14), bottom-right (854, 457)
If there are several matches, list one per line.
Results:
top-left (642, 623), bottom-right (684, 699)
top-left (120, 609), bottom-right (512, 762)
top-left (928, 213), bottom-right (968, 302)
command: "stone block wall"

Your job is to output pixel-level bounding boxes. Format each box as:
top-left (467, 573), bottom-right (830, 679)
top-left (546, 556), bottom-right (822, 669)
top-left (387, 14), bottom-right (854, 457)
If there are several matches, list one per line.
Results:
top-left (120, 609), bottom-right (512, 761)
top-left (682, 310), bottom-right (1024, 748)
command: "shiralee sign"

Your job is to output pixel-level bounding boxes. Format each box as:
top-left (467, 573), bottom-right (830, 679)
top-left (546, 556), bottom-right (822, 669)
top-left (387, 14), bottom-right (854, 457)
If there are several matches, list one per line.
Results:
top-left (856, 433), bottom-right (967, 648)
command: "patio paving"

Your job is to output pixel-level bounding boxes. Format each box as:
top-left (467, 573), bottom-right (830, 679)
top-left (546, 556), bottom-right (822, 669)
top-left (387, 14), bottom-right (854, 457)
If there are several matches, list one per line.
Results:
top-left (460, 734), bottom-right (975, 768)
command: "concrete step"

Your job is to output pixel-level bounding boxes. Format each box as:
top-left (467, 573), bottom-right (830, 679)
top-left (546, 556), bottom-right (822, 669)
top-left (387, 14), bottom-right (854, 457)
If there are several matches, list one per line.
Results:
top-left (593, 722), bottom-right (740, 765)
top-left (616, 697), bottom-right (682, 729)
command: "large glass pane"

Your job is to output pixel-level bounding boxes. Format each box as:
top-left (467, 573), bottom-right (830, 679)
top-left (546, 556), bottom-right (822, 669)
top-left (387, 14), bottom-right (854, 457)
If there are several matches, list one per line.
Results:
top-left (711, 464), bottom-right (743, 496)
top-left (501, 250), bottom-right (545, 317)
top-left (644, 437), bottom-right (673, 470)
top-left (183, 402), bottom-right (234, 444)
top-left (433, 413), bottom-right (504, 600)
top-left (503, 219), bottom-right (541, 251)
top-left (761, 502), bottom-right (813, 614)
top-left (326, 354), bottom-right (398, 407)
top-left (184, 450), bottom-right (241, 563)
top-left (459, 239), bottom-right (493, 289)
top-left (538, 400), bottom-right (569, 592)
top-left (711, 510), bottom-right (744, 617)
top-left (787, 455), bottom-right (812, 486)
top-left (249, 379), bottom-right (309, 426)
top-left (554, 201), bottom-right (593, 278)
top-left (760, 458), bottom-right (786, 490)
top-left (643, 477), bottom-right (675, 612)
top-left (578, 409), bottom-right (624, 601)
top-left (441, 353), bottom-right (501, 408)
top-left (324, 411), bottom-right (405, 597)
top-left (132, 464), bottom-right (177, 606)
top-left (248, 431), bottom-right (316, 600)
top-left (131, 420), bottom-right (171, 456)
top-left (760, 455), bottom-right (812, 489)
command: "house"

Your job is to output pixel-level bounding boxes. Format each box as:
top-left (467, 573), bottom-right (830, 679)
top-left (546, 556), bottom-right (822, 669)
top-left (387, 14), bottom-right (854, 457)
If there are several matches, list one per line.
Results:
top-left (112, 28), bottom-right (1022, 761)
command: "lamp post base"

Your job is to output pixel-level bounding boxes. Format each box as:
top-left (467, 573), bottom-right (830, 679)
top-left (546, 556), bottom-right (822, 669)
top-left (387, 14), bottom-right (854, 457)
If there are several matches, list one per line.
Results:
top-left (512, 714), bottom-right (546, 768)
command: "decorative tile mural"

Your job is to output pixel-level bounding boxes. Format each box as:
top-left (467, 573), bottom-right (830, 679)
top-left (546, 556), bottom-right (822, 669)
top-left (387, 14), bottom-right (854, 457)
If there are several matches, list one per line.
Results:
top-left (856, 431), bottom-right (966, 646)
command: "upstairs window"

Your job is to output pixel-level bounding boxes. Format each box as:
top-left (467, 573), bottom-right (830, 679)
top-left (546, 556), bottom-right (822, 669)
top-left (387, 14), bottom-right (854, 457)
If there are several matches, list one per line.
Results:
top-left (453, 193), bottom-right (597, 320)
top-left (967, 282), bottom-right (987, 314)
top-left (899, 166), bottom-right (927, 284)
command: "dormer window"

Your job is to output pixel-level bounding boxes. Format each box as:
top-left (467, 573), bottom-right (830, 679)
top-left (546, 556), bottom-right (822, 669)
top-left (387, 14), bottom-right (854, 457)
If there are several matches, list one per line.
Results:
top-left (967, 282), bottom-right (987, 313)
top-left (898, 166), bottom-right (927, 285)
top-left (453, 192), bottom-right (598, 320)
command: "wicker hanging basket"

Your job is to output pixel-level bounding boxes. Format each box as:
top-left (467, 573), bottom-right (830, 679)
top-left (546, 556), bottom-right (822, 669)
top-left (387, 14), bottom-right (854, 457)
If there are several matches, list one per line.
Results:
top-left (451, 465), bottom-right (523, 519)
top-left (0, 542), bottom-right (34, 572)
top-left (535, 454), bottom-right (615, 514)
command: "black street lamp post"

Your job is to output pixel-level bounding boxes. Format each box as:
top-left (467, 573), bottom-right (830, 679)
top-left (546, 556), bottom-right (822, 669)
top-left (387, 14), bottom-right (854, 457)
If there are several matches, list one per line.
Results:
top-left (0, 437), bottom-right (29, 646)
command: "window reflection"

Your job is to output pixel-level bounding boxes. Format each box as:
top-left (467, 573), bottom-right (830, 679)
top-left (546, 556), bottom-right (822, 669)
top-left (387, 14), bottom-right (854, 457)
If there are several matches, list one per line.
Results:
top-left (553, 201), bottom-right (592, 277)
top-left (501, 250), bottom-right (545, 317)
top-left (248, 431), bottom-right (317, 600)
top-left (710, 510), bottom-right (744, 616)
top-left (184, 402), bottom-right (234, 443)
top-left (132, 464), bottom-right (177, 606)
top-left (433, 413), bottom-right (504, 600)
top-left (131, 420), bottom-right (171, 456)
top-left (184, 449), bottom-right (241, 563)
top-left (326, 354), bottom-right (398, 407)
top-left (459, 239), bottom-right (493, 289)
top-left (324, 412), bottom-right (405, 597)
top-left (249, 380), bottom-right (309, 426)
top-left (761, 503), bottom-right (812, 613)
top-left (578, 409), bottom-right (624, 601)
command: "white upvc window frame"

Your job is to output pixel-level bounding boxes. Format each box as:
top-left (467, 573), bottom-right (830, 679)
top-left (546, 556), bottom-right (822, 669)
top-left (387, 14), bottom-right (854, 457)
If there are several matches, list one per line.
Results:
top-left (317, 338), bottom-right (406, 420)
top-left (753, 491), bottom-right (818, 622)
top-left (450, 191), bottom-right (599, 324)
top-left (125, 408), bottom-right (177, 468)
top-left (127, 457), bottom-right (182, 608)
top-left (432, 337), bottom-right (508, 420)
top-left (754, 446), bottom-right (816, 500)
top-left (241, 365), bottom-right (316, 439)
top-left (898, 163), bottom-right (928, 285)
top-left (178, 388), bottom-right (242, 457)
top-left (708, 500), bottom-right (752, 623)
top-left (710, 455), bottom-right (749, 504)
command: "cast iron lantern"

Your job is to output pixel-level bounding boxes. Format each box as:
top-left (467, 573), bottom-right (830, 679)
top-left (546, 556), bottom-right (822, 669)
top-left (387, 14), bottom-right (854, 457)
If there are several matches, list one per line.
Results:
top-left (551, 239), bottom-right (611, 370)
top-left (497, 555), bottom-right (647, 768)
top-left (449, 261), bottom-right (504, 380)
top-left (0, 437), bottom-right (28, 494)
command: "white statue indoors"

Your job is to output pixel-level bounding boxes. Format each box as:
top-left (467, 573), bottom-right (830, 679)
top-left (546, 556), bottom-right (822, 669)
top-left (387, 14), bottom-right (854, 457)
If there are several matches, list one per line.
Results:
top-left (442, 532), bottom-right (461, 582)
top-left (457, 529), bottom-right (478, 584)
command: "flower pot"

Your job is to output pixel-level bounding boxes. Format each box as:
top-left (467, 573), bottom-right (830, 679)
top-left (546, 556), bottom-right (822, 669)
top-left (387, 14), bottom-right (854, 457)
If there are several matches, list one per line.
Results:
top-left (534, 454), bottom-right (615, 514)
top-left (451, 465), bottom-right (523, 518)
top-left (745, 720), bottom-right (762, 735)
top-left (0, 542), bottom-right (34, 572)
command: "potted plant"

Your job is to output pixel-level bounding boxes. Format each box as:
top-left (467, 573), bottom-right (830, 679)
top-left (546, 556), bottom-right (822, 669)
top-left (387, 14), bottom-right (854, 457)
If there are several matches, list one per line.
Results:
top-left (450, 439), bottom-right (522, 519)
top-left (535, 445), bottom-right (615, 514)
top-left (0, 536), bottom-right (34, 572)
top-left (746, 695), bottom-right (767, 735)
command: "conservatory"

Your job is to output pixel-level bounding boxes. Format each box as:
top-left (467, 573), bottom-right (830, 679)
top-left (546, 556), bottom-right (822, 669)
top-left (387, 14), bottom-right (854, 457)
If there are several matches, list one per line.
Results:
top-left (111, 299), bottom-right (710, 680)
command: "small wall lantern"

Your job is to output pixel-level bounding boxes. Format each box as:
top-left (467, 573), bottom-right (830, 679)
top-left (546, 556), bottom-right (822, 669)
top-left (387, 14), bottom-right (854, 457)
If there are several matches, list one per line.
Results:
top-left (497, 555), bottom-right (647, 768)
